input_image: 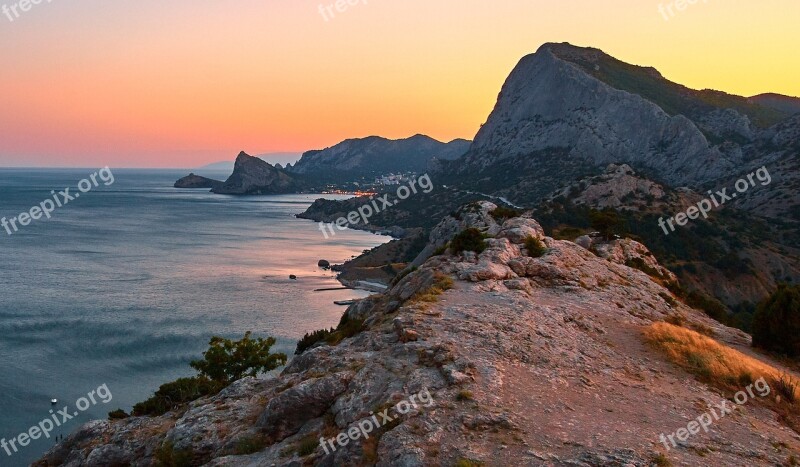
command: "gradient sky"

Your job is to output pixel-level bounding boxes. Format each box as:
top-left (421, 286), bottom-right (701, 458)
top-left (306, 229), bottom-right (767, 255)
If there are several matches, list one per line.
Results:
top-left (1, 0), bottom-right (798, 168)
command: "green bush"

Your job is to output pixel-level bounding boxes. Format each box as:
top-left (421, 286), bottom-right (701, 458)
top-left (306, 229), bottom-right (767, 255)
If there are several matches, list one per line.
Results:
top-left (752, 284), bottom-right (800, 356)
top-left (490, 206), bottom-right (521, 222)
top-left (132, 376), bottom-right (225, 416)
top-left (134, 332), bottom-right (287, 416)
top-left (686, 291), bottom-right (729, 324)
top-left (154, 441), bottom-right (194, 467)
top-left (589, 208), bottom-right (622, 240)
top-left (295, 328), bottom-right (334, 355)
top-left (524, 236), bottom-right (547, 258)
top-left (235, 436), bottom-right (267, 455)
top-left (451, 228), bottom-right (487, 254)
top-left (108, 409), bottom-right (129, 420)
top-left (190, 332), bottom-right (288, 384)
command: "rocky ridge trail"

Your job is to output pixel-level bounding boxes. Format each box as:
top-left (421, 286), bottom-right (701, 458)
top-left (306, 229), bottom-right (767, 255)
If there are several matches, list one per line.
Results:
top-left (37, 202), bottom-right (800, 466)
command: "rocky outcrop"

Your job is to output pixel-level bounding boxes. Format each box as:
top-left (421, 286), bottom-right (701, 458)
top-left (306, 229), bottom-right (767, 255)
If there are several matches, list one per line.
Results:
top-left (35, 202), bottom-right (800, 466)
top-left (455, 43), bottom-right (732, 186)
top-left (212, 152), bottom-right (305, 195)
top-left (174, 173), bottom-right (223, 189)
top-left (288, 134), bottom-right (470, 179)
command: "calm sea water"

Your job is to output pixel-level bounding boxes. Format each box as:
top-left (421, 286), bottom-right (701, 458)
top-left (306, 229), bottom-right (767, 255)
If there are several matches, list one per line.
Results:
top-left (0, 168), bottom-right (388, 466)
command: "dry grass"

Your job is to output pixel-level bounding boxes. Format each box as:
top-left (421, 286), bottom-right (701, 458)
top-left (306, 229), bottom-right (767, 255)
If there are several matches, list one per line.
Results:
top-left (644, 322), bottom-right (800, 431)
top-left (408, 273), bottom-right (454, 309)
top-left (644, 322), bottom-right (798, 394)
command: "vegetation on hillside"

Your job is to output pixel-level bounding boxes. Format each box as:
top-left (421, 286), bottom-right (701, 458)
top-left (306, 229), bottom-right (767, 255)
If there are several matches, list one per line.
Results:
top-left (451, 228), bottom-right (488, 254)
top-left (645, 322), bottom-right (800, 431)
top-left (556, 48), bottom-right (790, 129)
top-left (534, 200), bottom-right (777, 332)
top-left (133, 333), bottom-right (287, 416)
top-left (752, 284), bottom-right (800, 357)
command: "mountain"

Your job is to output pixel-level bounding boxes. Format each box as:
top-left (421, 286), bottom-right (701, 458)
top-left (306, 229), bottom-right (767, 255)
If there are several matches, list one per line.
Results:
top-left (750, 93), bottom-right (800, 115)
top-left (302, 43), bottom-right (800, 327)
top-left (441, 43), bottom-right (798, 203)
top-left (287, 135), bottom-right (471, 181)
top-left (200, 153), bottom-right (302, 172)
top-left (37, 203), bottom-right (800, 466)
top-left (211, 151), bottom-right (306, 195)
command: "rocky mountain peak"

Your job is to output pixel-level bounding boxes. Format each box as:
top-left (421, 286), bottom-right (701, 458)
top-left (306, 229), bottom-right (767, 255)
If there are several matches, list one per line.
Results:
top-left (212, 151), bottom-right (305, 195)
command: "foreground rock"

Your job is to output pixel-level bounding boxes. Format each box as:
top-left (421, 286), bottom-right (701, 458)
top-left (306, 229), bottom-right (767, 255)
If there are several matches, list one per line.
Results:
top-left (174, 173), bottom-right (223, 189)
top-left (37, 202), bottom-right (800, 466)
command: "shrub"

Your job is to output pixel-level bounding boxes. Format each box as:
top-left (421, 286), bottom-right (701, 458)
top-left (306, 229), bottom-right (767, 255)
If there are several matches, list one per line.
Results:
top-left (456, 390), bottom-right (474, 401)
top-left (408, 272), bottom-right (454, 307)
top-left (490, 206), bottom-right (521, 222)
top-left (296, 435), bottom-right (319, 457)
top-left (524, 236), bottom-right (546, 258)
top-left (132, 376), bottom-right (225, 416)
top-left (235, 436), bottom-right (267, 455)
top-left (154, 441), bottom-right (194, 467)
top-left (652, 453), bottom-right (672, 466)
top-left (328, 313), bottom-right (365, 345)
top-left (774, 373), bottom-right (798, 404)
top-left (455, 459), bottom-right (484, 467)
top-left (134, 332), bottom-right (286, 416)
top-left (752, 284), bottom-right (800, 356)
top-left (686, 291), bottom-right (728, 324)
top-left (295, 328), bottom-right (334, 355)
top-left (589, 208), bottom-right (622, 240)
top-left (451, 228), bottom-right (487, 254)
top-left (191, 332), bottom-right (288, 384)
top-left (108, 409), bottom-right (129, 420)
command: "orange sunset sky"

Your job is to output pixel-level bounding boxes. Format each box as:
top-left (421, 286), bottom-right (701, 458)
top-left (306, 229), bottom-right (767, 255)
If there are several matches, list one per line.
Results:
top-left (0, 0), bottom-right (798, 168)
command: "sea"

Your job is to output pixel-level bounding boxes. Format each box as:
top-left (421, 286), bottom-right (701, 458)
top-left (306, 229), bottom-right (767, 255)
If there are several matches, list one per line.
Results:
top-left (0, 168), bottom-right (390, 466)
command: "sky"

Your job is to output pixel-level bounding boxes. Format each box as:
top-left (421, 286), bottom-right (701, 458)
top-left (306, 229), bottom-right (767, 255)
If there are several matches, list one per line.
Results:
top-left (0, 0), bottom-right (798, 168)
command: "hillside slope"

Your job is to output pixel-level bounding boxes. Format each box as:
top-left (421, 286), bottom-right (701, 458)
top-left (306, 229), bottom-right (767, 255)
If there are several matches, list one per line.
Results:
top-left (37, 203), bottom-right (800, 466)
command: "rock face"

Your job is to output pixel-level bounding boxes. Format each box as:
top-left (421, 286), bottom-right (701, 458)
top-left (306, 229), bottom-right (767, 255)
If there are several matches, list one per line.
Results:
top-left (174, 173), bottom-right (223, 189)
top-left (36, 202), bottom-right (800, 466)
top-left (212, 152), bottom-right (305, 195)
top-left (455, 43), bottom-right (731, 186)
top-left (439, 43), bottom-right (798, 209)
top-left (288, 134), bottom-right (470, 180)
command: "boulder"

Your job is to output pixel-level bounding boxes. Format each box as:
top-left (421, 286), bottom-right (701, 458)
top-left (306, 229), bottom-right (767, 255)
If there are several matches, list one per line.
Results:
top-left (257, 372), bottom-right (353, 440)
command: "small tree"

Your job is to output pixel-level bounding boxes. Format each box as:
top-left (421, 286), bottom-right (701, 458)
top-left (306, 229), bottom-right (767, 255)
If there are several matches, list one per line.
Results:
top-left (752, 284), bottom-right (800, 356)
top-left (589, 208), bottom-right (622, 241)
top-left (191, 332), bottom-right (287, 384)
top-left (524, 236), bottom-right (547, 258)
top-left (451, 228), bottom-right (487, 254)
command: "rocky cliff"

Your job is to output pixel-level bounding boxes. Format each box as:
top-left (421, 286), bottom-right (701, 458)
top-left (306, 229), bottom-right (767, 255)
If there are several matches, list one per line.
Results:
top-left (288, 135), bottom-right (470, 181)
top-left (36, 202), bottom-right (800, 466)
top-left (174, 173), bottom-right (223, 190)
top-left (212, 152), bottom-right (306, 195)
top-left (440, 42), bottom-right (798, 202)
